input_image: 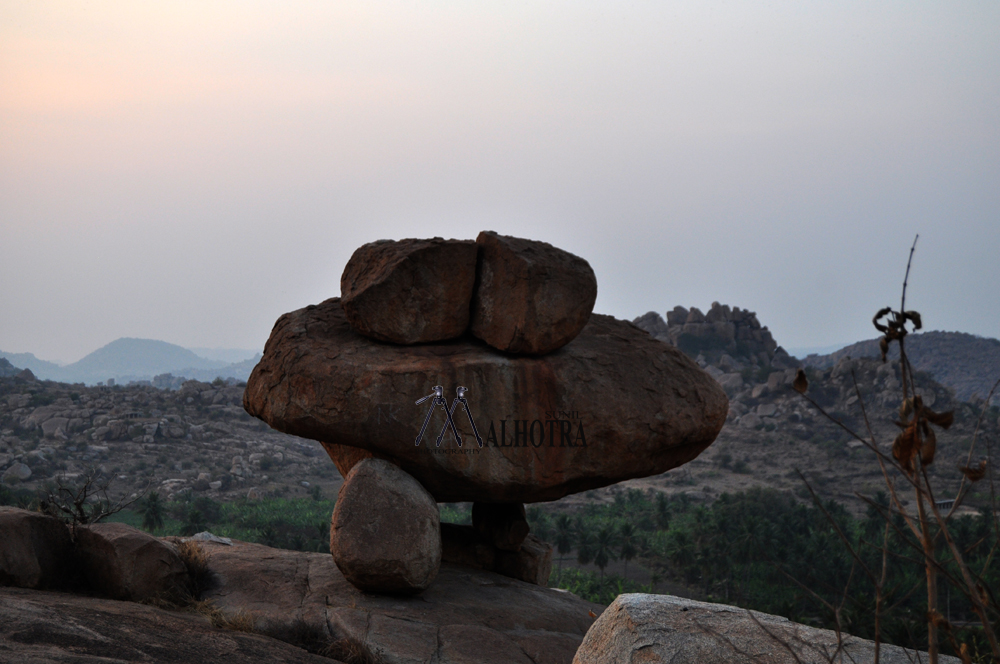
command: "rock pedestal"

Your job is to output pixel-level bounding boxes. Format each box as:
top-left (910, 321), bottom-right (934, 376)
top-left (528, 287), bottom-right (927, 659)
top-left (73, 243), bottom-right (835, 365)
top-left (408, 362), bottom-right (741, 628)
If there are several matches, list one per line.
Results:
top-left (330, 458), bottom-right (441, 594)
top-left (472, 501), bottom-right (529, 552)
top-left (0, 507), bottom-right (74, 590)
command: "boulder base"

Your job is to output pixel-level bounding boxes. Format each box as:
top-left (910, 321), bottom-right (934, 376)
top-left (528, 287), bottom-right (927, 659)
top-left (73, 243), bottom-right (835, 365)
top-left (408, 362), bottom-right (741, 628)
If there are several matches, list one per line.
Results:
top-left (330, 458), bottom-right (441, 594)
top-left (470, 231), bottom-right (598, 355)
top-left (244, 297), bottom-right (728, 503)
top-left (340, 237), bottom-right (477, 344)
top-left (441, 523), bottom-right (552, 586)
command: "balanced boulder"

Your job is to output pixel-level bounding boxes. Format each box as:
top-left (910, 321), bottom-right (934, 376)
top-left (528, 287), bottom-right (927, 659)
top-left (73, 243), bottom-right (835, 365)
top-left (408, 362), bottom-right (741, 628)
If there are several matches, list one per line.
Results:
top-left (330, 458), bottom-right (441, 594)
top-left (244, 297), bottom-right (728, 503)
top-left (340, 237), bottom-right (477, 344)
top-left (470, 231), bottom-right (597, 354)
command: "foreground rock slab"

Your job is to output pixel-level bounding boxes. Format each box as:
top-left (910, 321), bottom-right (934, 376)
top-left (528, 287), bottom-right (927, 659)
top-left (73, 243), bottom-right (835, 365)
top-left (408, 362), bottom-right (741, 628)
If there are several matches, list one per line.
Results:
top-left (330, 458), bottom-right (441, 594)
top-left (0, 587), bottom-right (335, 664)
top-left (245, 298), bottom-right (728, 503)
top-left (574, 593), bottom-right (960, 664)
top-left (470, 231), bottom-right (598, 355)
top-left (341, 237), bottom-right (478, 344)
top-left (199, 539), bottom-right (601, 664)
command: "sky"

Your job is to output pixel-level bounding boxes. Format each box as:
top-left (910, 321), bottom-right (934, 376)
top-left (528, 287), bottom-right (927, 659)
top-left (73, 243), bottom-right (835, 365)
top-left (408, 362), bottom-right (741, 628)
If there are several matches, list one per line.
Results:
top-left (2, 1), bottom-right (998, 364)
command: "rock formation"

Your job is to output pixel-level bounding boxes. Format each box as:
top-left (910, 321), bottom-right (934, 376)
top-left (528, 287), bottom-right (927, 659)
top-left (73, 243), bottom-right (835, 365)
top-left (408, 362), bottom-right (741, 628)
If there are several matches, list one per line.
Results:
top-left (245, 298), bottom-right (727, 504)
top-left (245, 234), bottom-right (727, 594)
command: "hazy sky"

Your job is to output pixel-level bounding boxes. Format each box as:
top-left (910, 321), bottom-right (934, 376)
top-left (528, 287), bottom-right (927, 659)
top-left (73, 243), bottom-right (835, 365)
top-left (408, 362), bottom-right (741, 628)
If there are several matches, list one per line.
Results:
top-left (2, 2), bottom-right (998, 363)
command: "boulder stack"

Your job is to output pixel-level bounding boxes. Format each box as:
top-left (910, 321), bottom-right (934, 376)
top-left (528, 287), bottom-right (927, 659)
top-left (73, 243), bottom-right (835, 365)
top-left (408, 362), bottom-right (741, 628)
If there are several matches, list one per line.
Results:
top-left (245, 233), bottom-right (728, 594)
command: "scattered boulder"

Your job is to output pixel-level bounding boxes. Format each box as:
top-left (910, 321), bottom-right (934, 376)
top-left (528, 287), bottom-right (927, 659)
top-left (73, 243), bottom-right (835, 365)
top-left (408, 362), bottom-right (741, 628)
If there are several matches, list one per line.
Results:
top-left (440, 523), bottom-right (552, 586)
top-left (574, 593), bottom-right (958, 664)
top-left (74, 522), bottom-right (192, 602)
top-left (330, 458), bottom-right (441, 594)
top-left (0, 507), bottom-right (73, 590)
top-left (2, 461), bottom-right (32, 483)
top-left (472, 501), bottom-right (529, 552)
top-left (244, 298), bottom-right (728, 503)
top-left (470, 231), bottom-right (598, 355)
top-left (340, 237), bottom-right (478, 344)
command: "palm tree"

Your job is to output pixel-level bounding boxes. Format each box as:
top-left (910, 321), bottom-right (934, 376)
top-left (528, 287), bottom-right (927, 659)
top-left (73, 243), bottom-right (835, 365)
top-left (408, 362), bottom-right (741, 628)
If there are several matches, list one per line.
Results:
top-left (140, 491), bottom-right (164, 532)
top-left (576, 527), bottom-right (595, 566)
top-left (593, 526), bottom-right (617, 584)
top-left (555, 514), bottom-right (573, 572)
top-left (619, 522), bottom-right (638, 580)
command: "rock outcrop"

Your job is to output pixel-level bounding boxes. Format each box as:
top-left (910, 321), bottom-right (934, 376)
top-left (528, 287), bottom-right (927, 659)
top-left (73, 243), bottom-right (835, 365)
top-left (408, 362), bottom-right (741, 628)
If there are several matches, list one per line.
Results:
top-left (329, 458), bottom-right (441, 594)
top-left (470, 231), bottom-right (598, 355)
top-left (244, 297), bottom-right (728, 503)
top-left (198, 538), bottom-right (600, 664)
top-left (574, 593), bottom-right (959, 664)
top-left (340, 238), bottom-right (478, 345)
top-left (0, 586), bottom-right (334, 664)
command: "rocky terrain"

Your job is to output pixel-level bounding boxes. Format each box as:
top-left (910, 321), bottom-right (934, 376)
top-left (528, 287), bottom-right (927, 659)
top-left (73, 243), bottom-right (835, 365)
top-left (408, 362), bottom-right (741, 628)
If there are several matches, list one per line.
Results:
top-left (627, 305), bottom-right (1000, 514)
top-left (0, 371), bottom-right (340, 502)
top-left (802, 330), bottom-right (1000, 404)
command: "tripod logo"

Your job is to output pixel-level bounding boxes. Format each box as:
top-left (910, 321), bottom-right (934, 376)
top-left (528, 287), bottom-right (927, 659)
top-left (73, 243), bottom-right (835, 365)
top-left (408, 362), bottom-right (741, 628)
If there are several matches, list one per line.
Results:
top-left (414, 385), bottom-right (484, 448)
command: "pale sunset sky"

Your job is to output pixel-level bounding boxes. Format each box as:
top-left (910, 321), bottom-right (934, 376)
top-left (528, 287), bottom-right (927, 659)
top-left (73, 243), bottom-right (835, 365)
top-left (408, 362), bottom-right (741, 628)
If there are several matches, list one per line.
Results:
top-left (1, 2), bottom-right (998, 362)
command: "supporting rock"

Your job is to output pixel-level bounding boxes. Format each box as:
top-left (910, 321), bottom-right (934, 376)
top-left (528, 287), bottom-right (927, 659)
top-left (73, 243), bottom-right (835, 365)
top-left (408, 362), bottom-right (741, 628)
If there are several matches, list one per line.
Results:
top-left (472, 502), bottom-right (529, 552)
top-left (440, 523), bottom-right (552, 586)
top-left (330, 458), bottom-right (441, 594)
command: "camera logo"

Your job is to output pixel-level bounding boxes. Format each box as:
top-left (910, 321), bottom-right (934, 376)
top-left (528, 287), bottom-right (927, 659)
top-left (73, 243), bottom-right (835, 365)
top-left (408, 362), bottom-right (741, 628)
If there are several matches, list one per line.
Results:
top-left (414, 386), bottom-right (484, 448)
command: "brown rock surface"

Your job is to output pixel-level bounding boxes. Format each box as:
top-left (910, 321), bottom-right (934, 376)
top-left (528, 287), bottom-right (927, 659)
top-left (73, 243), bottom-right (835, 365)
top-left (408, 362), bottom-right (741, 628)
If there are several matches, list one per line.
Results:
top-left (244, 298), bottom-right (728, 503)
top-left (470, 231), bottom-right (598, 354)
top-left (0, 507), bottom-right (74, 590)
top-left (340, 237), bottom-right (478, 344)
top-left (574, 594), bottom-right (959, 664)
top-left (472, 501), bottom-right (529, 551)
top-left (198, 539), bottom-right (601, 664)
top-left (75, 522), bottom-right (192, 602)
top-left (440, 523), bottom-right (552, 586)
top-left (0, 586), bottom-right (336, 664)
top-left (330, 458), bottom-right (441, 594)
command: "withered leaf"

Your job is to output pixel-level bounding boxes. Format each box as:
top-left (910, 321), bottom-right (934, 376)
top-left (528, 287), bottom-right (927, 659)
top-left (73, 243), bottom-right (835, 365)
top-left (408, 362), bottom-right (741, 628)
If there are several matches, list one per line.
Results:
top-left (793, 369), bottom-right (808, 394)
top-left (925, 409), bottom-right (954, 430)
top-left (873, 307), bottom-right (892, 333)
top-left (959, 460), bottom-right (987, 482)
top-left (898, 398), bottom-right (913, 419)
top-left (879, 336), bottom-right (889, 362)
top-left (892, 423), bottom-right (919, 473)
top-left (919, 420), bottom-right (936, 466)
top-left (905, 310), bottom-right (923, 330)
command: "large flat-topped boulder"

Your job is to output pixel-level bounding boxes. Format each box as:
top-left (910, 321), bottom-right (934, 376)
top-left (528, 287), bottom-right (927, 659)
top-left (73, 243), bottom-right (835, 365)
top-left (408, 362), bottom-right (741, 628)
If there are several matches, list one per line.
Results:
top-left (471, 231), bottom-right (598, 354)
top-left (340, 237), bottom-right (478, 344)
top-left (244, 298), bottom-right (728, 503)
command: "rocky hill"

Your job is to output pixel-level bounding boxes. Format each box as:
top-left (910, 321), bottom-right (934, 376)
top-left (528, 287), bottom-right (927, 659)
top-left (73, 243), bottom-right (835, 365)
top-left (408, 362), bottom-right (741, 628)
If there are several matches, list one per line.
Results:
top-left (0, 373), bottom-right (340, 502)
top-left (1, 338), bottom-right (259, 387)
top-left (628, 305), bottom-right (1000, 513)
top-left (801, 330), bottom-right (1000, 403)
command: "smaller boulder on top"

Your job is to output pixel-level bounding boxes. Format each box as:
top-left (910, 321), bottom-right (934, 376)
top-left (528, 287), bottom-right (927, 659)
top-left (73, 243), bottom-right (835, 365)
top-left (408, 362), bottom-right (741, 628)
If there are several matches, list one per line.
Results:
top-left (471, 231), bottom-right (597, 355)
top-left (341, 237), bottom-right (477, 345)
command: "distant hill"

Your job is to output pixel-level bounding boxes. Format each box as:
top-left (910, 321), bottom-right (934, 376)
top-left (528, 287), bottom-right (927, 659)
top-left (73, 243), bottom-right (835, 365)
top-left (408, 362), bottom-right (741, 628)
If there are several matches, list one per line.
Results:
top-left (186, 347), bottom-right (259, 364)
top-left (0, 357), bottom-right (19, 378)
top-left (1, 338), bottom-right (258, 386)
top-left (801, 330), bottom-right (1000, 402)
